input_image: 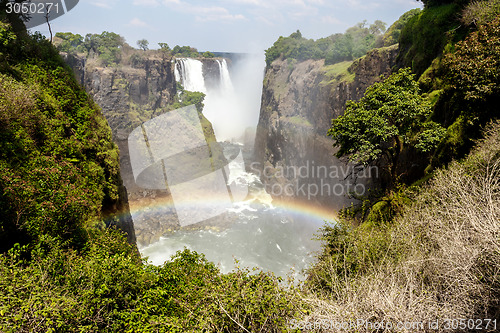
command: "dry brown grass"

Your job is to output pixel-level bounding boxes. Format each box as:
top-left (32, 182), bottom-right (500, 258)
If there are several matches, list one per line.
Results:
top-left (303, 121), bottom-right (500, 332)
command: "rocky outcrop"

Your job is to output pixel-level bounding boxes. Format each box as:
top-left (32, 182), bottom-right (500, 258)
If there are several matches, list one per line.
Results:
top-left (64, 53), bottom-right (231, 246)
top-left (254, 45), bottom-right (398, 210)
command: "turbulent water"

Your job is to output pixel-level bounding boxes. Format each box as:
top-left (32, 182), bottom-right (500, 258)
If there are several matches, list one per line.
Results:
top-left (140, 55), bottom-right (329, 279)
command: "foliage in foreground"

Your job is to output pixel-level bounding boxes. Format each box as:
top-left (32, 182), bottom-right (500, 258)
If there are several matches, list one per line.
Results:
top-left (0, 18), bottom-right (120, 252)
top-left (0, 17), bottom-right (303, 333)
top-left (0, 232), bottom-right (301, 333)
top-left (306, 120), bottom-right (500, 330)
top-left (428, 16), bottom-right (500, 168)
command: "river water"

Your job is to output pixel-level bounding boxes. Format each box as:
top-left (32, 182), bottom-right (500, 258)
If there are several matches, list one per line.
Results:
top-left (138, 55), bottom-right (335, 279)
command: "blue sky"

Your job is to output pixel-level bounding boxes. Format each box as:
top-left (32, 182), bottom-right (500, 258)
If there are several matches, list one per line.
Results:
top-left (32, 0), bottom-right (422, 53)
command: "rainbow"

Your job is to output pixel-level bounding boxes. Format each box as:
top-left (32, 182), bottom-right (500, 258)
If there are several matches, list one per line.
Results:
top-left (124, 193), bottom-right (338, 228)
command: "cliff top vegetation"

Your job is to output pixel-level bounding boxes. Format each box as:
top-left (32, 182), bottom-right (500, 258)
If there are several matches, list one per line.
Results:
top-left (264, 11), bottom-right (423, 67)
top-left (54, 31), bottom-right (216, 67)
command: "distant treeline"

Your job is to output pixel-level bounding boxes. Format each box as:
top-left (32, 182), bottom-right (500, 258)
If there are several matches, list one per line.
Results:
top-left (265, 12), bottom-right (420, 66)
top-left (54, 31), bottom-right (215, 65)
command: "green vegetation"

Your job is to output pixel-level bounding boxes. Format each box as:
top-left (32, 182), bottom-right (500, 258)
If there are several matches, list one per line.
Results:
top-left (137, 38), bottom-right (149, 51)
top-left (265, 21), bottom-right (387, 67)
top-left (171, 45), bottom-right (216, 58)
top-left (427, 17), bottom-right (500, 167)
top-left (418, 0), bottom-right (472, 7)
top-left (460, 0), bottom-right (500, 26)
top-left (2, 2), bottom-right (500, 331)
top-left (318, 3), bottom-right (500, 326)
top-left (0, 16), bottom-right (302, 333)
top-left (55, 32), bottom-right (216, 68)
top-left (328, 68), bottom-right (445, 182)
top-left (307, 120), bottom-right (500, 325)
top-left (55, 31), bottom-right (125, 66)
top-left (321, 60), bottom-right (355, 86)
top-left (382, 8), bottom-right (421, 46)
top-left (398, 3), bottom-right (464, 75)
top-left (0, 234), bottom-right (301, 332)
top-left (0, 20), bottom-right (120, 252)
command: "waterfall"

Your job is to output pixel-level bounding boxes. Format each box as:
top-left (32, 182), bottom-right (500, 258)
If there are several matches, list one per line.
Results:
top-left (174, 55), bottom-right (262, 142)
top-left (175, 58), bottom-right (207, 93)
top-left (217, 59), bottom-right (234, 94)
top-left (141, 54), bottom-right (325, 279)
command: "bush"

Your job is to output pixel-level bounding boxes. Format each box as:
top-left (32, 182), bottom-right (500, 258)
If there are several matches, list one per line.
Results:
top-left (461, 0), bottom-right (500, 26)
top-left (382, 8), bottom-right (421, 46)
top-left (399, 3), bottom-right (463, 76)
top-left (0, 22), bottom-right (120, 251)
top-left (0, 239), bottom-right (303, 332)
top-left (431, 17), bottom-right (500, 167)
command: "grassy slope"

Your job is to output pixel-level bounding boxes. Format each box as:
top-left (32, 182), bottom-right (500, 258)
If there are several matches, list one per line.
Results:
top-left (304, 4), bottom-right (500, 328)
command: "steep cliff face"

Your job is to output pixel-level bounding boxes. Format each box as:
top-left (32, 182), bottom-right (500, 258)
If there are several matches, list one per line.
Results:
top-left (254, 45), bottom-right (398, 210)
top-left (64, 54), bottom-right (231, 246)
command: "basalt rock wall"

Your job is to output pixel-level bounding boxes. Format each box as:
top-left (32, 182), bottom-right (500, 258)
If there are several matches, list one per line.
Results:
top-left (254, 45), bottom-right (398, 210)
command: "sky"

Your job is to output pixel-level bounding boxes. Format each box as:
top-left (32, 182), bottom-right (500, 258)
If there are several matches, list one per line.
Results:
top-left (31, 0), bottom-right (422, 53)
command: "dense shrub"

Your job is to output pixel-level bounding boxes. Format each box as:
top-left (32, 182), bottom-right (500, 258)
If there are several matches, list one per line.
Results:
top-left (0, 236), bottom-right (302, 332)
top-left (0, 17), bottom-right (304, 332)
top-left (0, 22), bottom-right (120, 251)
top-left (431, 17), bottom-right (500, 167)
top-left (460, 0), bottom-right (500, 26)
top-left (399, 3), bottom-right (464, 76)
top-left (382, 8), bottom-right (421, 46)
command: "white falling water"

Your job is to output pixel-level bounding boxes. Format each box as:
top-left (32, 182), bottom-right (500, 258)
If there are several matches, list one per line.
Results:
top-left (217, 59), bottom-right (234, 94)
top-left (175, 57), bottom-right (242, 141)
top-left (142, 54), bottom-right (324, 279)
top-left (175, 58), bottom-right (207, 93)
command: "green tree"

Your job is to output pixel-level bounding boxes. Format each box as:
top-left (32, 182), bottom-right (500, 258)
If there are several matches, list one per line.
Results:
top-left (202, 51), bottom-right (214, 58)
top-left (383, 8), bottom-right (421, 46)
top-left (418, 0), bottom-right (472, 7)
top-left (54, 32), bottom-right (84, 53)
top-left (137, 38), bottom-right (149, 51)
top-left (328, 68), bottom-right (445, 182)
top-left (158, 42), bottom-right (170, 51)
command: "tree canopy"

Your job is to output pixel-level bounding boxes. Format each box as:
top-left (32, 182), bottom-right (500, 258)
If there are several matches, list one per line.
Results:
top-left (264, 21), bottom-right (388, 66)
top-left (328, 68), bottom-right (445, 181)
top-left (137, 39), bottom-right (149, 51)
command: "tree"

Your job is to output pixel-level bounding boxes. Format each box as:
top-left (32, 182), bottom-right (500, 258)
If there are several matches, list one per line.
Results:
top-left (328, 68), bottom-right (445, 182)
top-left (137, 39), bottom-right (149, 51)
top-left (417, 0), bottom-right (472, 7)
top-left (158, 42), bottom-right (170, 51)
top-left (202, 51), bottom-right (214, 58)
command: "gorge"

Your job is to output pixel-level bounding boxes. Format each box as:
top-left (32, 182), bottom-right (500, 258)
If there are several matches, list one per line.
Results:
top-left (61, 41), bottom-right (398, 277)
top-left (3, 3), bottom-right (499, 329)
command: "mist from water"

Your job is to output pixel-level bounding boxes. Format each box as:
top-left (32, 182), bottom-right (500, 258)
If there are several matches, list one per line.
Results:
top-left (141, 54), bottom-right (324, 278)
top-left (176, 54), bottom-right (264, 142)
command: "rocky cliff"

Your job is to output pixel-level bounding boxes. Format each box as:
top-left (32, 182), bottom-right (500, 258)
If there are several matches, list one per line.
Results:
top-left (63, 53), bottom-right (231, 246)
top-left (254, 45), bottom-right (398, 210)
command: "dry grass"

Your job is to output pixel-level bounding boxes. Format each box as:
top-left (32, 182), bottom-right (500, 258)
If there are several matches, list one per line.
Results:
top-left (304, 121), bottom-right (500, 332)
top-left (461, 0), bottom-right (500, 27)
